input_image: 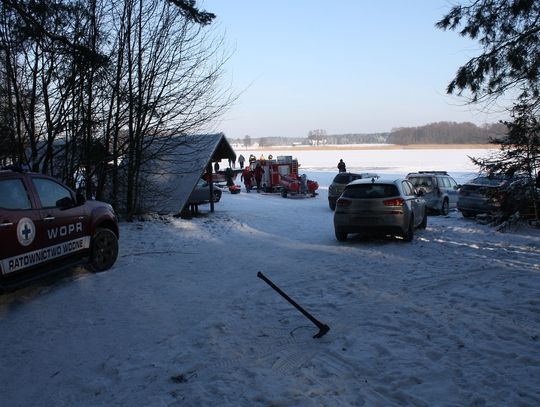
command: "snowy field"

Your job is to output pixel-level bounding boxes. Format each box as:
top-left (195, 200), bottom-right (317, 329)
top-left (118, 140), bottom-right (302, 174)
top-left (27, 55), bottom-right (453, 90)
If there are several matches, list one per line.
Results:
top-left (1, 148), bottom-right (540, 407)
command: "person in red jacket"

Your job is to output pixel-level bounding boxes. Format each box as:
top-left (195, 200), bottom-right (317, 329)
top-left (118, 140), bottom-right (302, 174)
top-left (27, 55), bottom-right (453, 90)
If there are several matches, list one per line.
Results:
top-left (254, 163), bottom-right (265, 192)
top-left (241, 167), bottom-right (253, 192)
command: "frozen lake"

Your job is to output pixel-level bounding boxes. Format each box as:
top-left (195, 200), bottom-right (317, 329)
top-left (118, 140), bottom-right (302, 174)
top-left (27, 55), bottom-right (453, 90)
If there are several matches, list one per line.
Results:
top-left (227, 147), bottom-right (496, 186)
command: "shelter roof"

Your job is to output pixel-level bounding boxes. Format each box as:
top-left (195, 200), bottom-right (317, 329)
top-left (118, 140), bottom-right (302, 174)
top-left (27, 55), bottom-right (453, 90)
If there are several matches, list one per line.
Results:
top-left (139, 133), bottom-right (235, 214)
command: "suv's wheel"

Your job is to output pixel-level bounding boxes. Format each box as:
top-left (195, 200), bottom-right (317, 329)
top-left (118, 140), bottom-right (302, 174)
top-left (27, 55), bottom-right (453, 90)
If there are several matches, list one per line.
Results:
top-left (213, 191), bottom-right (221, 202)
top-left (335, 227), bottom-right (348, 242)
top-left (402, 216), bottom-right (414, 242)
top-left (460, 210), bottom-right (473, 218)
top-left (329, 201), bottom-right (336, 211)
top-left (90, 228), bottom-right (118, 271)
top-left (440, 199), bottom-right (449, 216)
top-left (419, 209), bottom-right (427, 229)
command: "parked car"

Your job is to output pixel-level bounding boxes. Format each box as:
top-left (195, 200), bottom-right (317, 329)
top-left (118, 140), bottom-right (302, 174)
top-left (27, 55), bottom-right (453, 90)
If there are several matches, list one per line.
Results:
top-left (457, 175), bottom-right (520, 218)
top-left (333, 178), bottom-right (427, 242)
top-left (406, 171), bottom-right (460, 215)
top-left (0, 167), bottom-right (119, 291)
top-left (328, 172), bottom-right (379, 210)
top-left (188, 178), bottom-right (222, 205)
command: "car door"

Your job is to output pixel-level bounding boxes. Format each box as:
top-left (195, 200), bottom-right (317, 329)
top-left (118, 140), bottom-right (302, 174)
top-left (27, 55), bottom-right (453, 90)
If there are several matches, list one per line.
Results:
top-left (402, 180), bottom-right (422, 226)
top-left (0, 176), bottom-right (45, 277)
top-left (30, 176), bottom-right (90, 260)
top-left (447, 177), bottom-right (460, 208)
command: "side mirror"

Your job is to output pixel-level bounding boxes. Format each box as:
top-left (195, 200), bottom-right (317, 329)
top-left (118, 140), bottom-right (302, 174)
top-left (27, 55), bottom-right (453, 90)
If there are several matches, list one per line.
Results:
top-left (76, 192), bottom-right (86, 205)
top-left (56, 196), bottom-right (75, 209)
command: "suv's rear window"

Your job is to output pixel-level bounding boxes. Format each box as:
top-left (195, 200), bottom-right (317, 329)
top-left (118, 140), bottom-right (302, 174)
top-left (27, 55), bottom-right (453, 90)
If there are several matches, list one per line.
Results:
top-left (343, 184), bottom-right (399, 199)
top-left (408, 176), bottom-right (433, 188)
top-left (332, 174), bottom-right (352, 184)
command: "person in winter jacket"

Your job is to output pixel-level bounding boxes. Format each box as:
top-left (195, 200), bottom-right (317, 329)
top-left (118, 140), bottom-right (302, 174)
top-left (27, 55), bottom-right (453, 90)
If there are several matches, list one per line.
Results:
top-left (241, 167), bottom-right (253, 192)
top-left (254, 163), bottom-right (265, 192)
top-left (238, 154), bottom-right (245, 168)
top-left (337, 159), bottom-right (346, 173)
top-left (224, 167), bottom-right (234, 186)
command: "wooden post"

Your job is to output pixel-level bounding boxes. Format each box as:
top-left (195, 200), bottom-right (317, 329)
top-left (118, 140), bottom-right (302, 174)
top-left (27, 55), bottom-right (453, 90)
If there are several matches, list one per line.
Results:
top-left (207, 162), bottom-right (215, 213)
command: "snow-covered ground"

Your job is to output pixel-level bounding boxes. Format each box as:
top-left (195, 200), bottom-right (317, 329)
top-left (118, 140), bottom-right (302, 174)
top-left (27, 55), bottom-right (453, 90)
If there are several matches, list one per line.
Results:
top-left (1, 149), bottom-right (540, 407)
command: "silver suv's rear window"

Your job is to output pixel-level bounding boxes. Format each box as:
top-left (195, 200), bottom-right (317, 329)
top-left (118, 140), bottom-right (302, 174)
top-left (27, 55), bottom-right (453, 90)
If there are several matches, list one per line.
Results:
top-left (408, 176), bottom-right (434, 188)
top-left (343, 184), bottom-right (399, 199)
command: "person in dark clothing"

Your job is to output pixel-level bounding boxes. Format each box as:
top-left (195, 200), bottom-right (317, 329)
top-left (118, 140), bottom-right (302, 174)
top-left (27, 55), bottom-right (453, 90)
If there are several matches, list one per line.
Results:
top-left (337, 159), bottom-right (346, 173)
top-left (214, 162), bottom-right (220, 172)
top-left (254, 163), bottom-right (265, 192)
top-left (238, 154), bottom-right (245, 168)
top-left (241, 167), bottom-right (253, 192)
top-left (224, 167), bottom-right (234, 186)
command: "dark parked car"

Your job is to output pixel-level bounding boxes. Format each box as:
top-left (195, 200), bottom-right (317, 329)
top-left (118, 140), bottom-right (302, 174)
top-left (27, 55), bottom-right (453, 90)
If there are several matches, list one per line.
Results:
top-left (406, 171), bottom-right (460, 215)
top-left (0, 168), bottom-right (119, 291)
top-left (333, 178), bottom-right (427, 242)
top-left (188, 178), bottom-right (222, 205)
top-left (457, 175), bottom-right (517, 218)
top-left (328, 172), bottom-right (378, 210)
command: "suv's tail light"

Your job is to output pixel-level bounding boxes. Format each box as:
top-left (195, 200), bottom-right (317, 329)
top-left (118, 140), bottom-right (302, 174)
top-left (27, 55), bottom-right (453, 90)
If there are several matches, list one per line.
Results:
top-left (383, 198), bottom-right (405, 206)
top-left (336, 198), bottom-right (352, 207)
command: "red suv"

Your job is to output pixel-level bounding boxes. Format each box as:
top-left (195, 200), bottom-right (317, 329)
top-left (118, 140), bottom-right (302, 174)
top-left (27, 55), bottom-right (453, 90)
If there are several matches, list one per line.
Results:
top-left (0, 167), bottom-right (119, 291)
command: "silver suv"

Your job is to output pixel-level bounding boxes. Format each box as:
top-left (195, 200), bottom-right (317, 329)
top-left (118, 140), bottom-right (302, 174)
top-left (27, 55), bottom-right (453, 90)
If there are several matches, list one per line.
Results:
top-left (333, 178), bottom-right (427, 242)
top-left (328, 172), bottom-right (378, 210)
top-left (406, 171), bottom-right (460, 215)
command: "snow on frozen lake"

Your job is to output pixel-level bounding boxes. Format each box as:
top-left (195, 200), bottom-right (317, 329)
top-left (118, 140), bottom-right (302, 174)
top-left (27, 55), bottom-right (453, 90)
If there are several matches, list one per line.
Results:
top-left (1, 148), bottom-right (539, 407)
top-left (229, 147), bottom-right (496, 184)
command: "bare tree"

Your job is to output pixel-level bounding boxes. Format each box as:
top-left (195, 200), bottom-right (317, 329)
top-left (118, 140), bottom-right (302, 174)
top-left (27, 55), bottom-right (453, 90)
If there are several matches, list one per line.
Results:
top-left (98, 0), bottom-right (232, 216)
top-left (0, 0), bottom-right (233, 217)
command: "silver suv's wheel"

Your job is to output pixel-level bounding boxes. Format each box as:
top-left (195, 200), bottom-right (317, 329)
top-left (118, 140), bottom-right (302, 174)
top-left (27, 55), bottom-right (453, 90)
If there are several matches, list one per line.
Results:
top-left (419, 209), bottom-right (428, 229)
top-left (90, 228), bottom-right (119, 271)
top-left (402, 216), bottom-right (414, 242)
top-left (440, 199), bottom-right (449, 216)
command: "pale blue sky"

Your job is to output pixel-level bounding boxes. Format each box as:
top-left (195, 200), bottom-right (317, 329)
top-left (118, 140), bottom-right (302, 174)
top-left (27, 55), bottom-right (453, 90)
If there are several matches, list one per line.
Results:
top-left (203, 1), bottom-right (502, 138)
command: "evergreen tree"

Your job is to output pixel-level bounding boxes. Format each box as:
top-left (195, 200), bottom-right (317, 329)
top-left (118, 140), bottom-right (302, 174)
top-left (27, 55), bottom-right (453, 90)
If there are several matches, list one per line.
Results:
top-left (438, 0), bottom-right (540, 221)
top-left (437, 1), bottom-right (540, 105)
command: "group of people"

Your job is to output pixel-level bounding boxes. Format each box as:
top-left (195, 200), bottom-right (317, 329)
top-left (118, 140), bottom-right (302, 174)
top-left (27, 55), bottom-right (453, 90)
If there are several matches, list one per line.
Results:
top-left (241, 163), bottom-right (264, 192)
top-left (217, 154), bottom-right (248, 169)
top-left (215, 156), bottom-right (347, 194)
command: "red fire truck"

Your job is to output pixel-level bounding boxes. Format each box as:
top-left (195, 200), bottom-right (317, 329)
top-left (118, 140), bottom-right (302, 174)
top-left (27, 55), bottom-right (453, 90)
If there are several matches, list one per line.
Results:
top-left (249, 156), bottom-right (318, 197)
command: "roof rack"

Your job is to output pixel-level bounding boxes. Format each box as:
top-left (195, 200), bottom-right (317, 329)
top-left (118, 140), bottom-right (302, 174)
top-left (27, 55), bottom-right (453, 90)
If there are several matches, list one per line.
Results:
top-left (416, 171), bottom-right (448, 175)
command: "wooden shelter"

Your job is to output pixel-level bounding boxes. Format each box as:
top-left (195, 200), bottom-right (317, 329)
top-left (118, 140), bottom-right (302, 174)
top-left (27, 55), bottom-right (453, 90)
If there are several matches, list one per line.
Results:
top-left (138, 133), bottom-right (236, 215)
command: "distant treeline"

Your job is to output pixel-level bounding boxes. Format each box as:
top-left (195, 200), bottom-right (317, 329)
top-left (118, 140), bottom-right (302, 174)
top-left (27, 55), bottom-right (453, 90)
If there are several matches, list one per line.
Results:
top-left (386, 122), bottom-right (507, 145)
top-left (230, 122), bottom-right (507, 146)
